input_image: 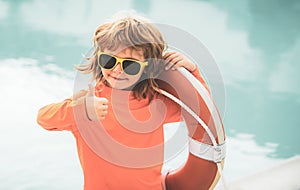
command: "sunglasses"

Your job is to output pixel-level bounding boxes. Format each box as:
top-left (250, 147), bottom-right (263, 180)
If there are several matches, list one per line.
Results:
top-left (97, 51), bottom-right (148, 75)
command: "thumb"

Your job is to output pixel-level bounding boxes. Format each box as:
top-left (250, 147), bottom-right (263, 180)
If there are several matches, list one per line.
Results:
top-left (87, 83), bottom-right (95, 97)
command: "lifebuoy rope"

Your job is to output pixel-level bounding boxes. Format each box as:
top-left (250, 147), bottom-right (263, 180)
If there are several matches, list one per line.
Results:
top-left (155, 67), bottom-right (228, 190)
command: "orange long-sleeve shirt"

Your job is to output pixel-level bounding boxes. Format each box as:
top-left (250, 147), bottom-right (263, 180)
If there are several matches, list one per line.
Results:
top-left (37, 69), bottom-right (208, 190)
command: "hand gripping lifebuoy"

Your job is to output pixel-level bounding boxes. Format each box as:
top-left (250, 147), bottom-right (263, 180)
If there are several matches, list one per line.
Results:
top-left (156, 67), bottom-right (226, 190)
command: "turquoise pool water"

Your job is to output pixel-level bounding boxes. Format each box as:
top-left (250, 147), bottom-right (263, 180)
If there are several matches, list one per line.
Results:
top-left (1, 0), bottom-right (299, 189)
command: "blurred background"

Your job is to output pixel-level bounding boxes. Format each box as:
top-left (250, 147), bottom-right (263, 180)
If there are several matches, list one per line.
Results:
top-left (0, 0), bottom-right (299, 189)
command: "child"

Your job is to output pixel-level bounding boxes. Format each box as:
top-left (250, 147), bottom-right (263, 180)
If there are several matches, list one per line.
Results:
top-left (37, 12), bottom-right (211, 190)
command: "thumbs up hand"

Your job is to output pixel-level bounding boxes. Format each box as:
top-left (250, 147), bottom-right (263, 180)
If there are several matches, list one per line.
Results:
top-left (85, 84), bottom-right (109, 121)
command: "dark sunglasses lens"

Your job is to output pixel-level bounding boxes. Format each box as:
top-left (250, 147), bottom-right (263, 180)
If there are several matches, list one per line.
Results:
top-left (123, 60), bottom-right (141, 75)
top-left (99, 54), bottom-right (116, 69)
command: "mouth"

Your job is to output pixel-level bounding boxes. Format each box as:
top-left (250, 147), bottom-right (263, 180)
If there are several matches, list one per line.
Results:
top-left (109, 75), bottom-right (128, 81)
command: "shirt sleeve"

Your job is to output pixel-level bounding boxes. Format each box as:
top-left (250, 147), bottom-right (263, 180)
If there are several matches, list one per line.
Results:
top-left (37, 99), bottom-right (75, 131)
top-left (36, 90), bottom-right (87, 132)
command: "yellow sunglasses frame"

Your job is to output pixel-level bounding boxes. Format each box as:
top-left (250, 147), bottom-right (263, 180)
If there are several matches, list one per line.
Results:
top-left (97, 51), bottom-right (148, 75)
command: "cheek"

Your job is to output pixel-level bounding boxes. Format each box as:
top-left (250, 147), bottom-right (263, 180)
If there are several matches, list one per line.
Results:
top-left (101, 69), bottom-right (109, 78)
top-left (128, 74), bottom-right (143, 85)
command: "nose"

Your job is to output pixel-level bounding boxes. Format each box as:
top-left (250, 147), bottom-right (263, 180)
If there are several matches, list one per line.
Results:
top-left (112, 62), bottom-right (123, 73)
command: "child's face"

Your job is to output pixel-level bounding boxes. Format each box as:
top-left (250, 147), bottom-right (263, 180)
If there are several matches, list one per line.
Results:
top-left (101, 47), bottom-right (146, 90)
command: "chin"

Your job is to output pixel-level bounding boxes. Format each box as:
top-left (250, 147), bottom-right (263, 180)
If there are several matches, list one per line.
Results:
top-left (109, 82), bottom-right (130, 90)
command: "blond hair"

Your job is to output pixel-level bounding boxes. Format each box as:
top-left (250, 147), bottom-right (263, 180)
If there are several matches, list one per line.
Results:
top-left (76, 11), bottom-right (167, 99)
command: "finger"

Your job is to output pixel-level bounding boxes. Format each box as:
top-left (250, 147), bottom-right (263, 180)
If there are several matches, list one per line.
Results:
top-left (98, 115), bottom-right (106, 120)
top-left (73, 90), bottom-right (88, 100)
top-left (102, 104), bottom-right (108, 110)
top-left (165, 56), bottom-right (183, 70)
top-left (171, 60), bottom-right (185, 70)
top-left (95, 97), bottom-right (109, 105)
top-left (164, 62), bottom-right (172, 70)
top-left (165, 61), bottom-right (177, 70)
top-left (163, 52), bottom-right (175, 59)
top-left (164, 52), bottom-right (179, 63)
top-left (87, 83), bottom-right (95, 97)
top-left (97, 106), bottom-right (108, 113)
top-left (164, 54), bottom-right (181, 68)
top-left (96, 109), bottom-right (108, 115)
top-left (163, 53), bottom-right (176, 67)
top-left (102, 110), bottom-right (108, 115)
top-left (169, 56), bottom-right (182, 65)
